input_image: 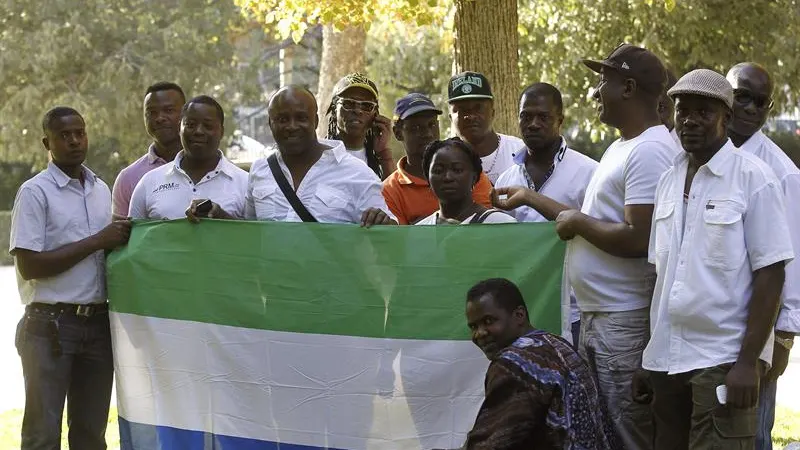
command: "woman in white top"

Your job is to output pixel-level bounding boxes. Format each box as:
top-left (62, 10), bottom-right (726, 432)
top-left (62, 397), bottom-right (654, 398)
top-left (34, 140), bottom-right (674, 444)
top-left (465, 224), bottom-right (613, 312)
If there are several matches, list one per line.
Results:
top-left (416, 138), bottom-right (516, 225)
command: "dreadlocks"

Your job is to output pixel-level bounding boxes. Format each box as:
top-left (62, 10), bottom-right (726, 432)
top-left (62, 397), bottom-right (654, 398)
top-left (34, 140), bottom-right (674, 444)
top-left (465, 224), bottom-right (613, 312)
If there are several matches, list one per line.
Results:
top-left (325, 99), bottom-right (383, 178)
top-left (326, 72), bottom-right (384, 179)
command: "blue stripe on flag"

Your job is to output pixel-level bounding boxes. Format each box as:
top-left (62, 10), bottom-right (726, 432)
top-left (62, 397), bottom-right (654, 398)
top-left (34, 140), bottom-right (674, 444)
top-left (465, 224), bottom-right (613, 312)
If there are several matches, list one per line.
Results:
top-left (119, 417), bottom-right (346, 450)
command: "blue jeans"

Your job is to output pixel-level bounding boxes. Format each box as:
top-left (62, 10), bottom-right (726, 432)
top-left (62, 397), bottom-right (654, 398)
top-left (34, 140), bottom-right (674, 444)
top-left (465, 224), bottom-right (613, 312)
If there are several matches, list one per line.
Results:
top-left (756, 379), bottom-right (777, 450)
top-left (15, 306), bottom-right (114, 450)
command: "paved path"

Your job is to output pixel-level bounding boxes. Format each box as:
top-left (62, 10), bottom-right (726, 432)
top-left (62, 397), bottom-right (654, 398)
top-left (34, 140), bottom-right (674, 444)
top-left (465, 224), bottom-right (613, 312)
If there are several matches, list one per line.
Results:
top-left (1, 265), bottom-right (798, 412)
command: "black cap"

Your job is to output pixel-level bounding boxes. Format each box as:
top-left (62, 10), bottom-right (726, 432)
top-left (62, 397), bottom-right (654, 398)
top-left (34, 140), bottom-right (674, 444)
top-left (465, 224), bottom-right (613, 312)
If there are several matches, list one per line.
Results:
top-left (448, 71), bottom-right (493, 103)
top-left (582, 43), bottom-right (668, 94)
top-left (393, 93), bottom-right (442, 121)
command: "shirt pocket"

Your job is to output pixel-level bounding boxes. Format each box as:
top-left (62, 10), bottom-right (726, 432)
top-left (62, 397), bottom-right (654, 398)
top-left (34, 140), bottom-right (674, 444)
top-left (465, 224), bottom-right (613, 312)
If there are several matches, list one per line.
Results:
top-left (313, 188), bottom-right (352, 222)
top-left (653, 201), bottom-right (676, 255)
top-left (251, 185), bottom-right (279, 220)
top-left (702, 203), bottom-right (745, 271)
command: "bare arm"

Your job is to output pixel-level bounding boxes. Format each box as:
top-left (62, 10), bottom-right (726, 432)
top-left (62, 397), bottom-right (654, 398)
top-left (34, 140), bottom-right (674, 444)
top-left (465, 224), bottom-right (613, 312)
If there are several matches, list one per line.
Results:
top-left (558, 204), bottom-right (654, 258)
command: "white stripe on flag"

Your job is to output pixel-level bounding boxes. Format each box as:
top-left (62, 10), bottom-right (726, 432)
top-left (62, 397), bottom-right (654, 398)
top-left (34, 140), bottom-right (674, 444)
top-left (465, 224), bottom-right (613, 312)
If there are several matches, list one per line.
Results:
top-left (111, 313), bottom-right (488, 449)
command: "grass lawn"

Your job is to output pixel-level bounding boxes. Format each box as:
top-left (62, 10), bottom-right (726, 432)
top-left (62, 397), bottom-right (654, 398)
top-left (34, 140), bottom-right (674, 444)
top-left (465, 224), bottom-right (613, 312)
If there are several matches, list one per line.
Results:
top-left (0, 405), bottom-right (797, 449)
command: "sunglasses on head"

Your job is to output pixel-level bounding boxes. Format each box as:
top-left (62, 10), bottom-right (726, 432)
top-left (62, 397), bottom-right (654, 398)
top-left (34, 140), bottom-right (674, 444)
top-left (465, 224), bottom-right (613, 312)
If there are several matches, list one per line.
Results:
top-left (733, 89), bottom-right (773, 109)
top-left (337, 97), bottom-right (378, 113)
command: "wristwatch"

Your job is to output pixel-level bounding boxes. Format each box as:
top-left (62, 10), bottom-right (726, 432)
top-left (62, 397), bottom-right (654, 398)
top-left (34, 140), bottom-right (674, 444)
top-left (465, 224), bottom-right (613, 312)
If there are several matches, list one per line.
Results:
top-left (775, 335), bottom-right (795, 350)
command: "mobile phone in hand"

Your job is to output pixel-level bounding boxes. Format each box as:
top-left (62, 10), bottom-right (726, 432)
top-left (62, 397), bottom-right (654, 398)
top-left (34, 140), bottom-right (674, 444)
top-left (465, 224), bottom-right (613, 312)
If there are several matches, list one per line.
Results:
top-left (195, 199), bottom-right (213, 215)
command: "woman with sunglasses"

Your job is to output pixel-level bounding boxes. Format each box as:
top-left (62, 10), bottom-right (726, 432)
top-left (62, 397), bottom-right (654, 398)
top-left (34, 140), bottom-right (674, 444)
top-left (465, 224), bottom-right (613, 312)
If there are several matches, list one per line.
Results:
top-left (325, 73), bottom-right (395, 180)
top-left (416, 138), bottom-right (516, 225)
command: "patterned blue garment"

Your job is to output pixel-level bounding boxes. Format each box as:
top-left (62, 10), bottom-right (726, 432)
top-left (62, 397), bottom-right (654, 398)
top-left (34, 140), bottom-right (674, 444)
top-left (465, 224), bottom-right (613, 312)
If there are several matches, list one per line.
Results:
top-left (465, 329), bottom-right (618, 450)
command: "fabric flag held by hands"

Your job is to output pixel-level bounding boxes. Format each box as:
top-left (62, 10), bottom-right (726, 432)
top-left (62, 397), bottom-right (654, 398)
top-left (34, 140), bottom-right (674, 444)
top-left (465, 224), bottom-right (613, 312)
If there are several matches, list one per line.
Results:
top-left (108, 220), bottom-right (566, 449)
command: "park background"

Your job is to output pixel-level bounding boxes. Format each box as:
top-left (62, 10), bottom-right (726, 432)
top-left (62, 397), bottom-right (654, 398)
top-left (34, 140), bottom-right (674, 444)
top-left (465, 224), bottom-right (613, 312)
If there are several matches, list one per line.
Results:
top-left (0, 0), bottom-right (798, 447)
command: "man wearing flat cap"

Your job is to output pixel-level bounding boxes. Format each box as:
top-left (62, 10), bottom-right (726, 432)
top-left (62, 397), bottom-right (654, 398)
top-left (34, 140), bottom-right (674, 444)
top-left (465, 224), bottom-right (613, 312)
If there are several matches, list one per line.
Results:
top-left (643, 69), bottom-right (793, 449)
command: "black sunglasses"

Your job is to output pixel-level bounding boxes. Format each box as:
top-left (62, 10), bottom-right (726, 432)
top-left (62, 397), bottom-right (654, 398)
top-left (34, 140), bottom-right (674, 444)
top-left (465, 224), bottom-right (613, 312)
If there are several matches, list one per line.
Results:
top-left (733, 89), bottom-right (774, 110)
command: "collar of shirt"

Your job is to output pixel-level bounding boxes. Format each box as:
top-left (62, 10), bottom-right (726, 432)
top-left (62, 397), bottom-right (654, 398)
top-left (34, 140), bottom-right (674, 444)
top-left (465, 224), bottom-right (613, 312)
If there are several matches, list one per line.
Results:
top-left (736, 130), bottom-right (766, 153)
top-left (169, 150), bottom-right (237, 181)
top-left (47, 161), bottom-right (98, 189)
top-left (511, 137), bottom-right (567, 166)
top-left (146, 144), bottom-right (170, 165)
top-left (672, 139), bottom-right (734, 177)
top-left (395, 156), bottom-right (428, 186)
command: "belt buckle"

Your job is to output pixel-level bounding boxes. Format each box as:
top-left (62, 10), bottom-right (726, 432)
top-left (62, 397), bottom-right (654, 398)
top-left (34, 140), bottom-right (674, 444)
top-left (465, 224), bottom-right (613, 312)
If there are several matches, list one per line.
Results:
top-left (75, 305), bottom-right (94, 317)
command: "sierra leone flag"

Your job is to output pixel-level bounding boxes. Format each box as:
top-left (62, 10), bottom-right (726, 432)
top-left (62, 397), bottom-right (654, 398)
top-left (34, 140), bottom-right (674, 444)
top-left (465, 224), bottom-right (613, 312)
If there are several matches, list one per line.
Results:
top-left (108, 220), bottom-right (566, 449)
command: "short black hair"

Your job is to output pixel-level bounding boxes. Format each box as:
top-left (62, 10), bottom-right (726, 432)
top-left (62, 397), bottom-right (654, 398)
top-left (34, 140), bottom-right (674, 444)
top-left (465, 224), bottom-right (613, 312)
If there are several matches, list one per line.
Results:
top-left (182, 95), bottom-right (224, 126)
top-left (520, 82), bottom-right (563, 116)
top-left (466, 278), bottom-right (529, 320)
top-left (145, 81), bottom-right (186, 103)
top-left (41, 106), bottom-right (84, 134)
top-left (421, 137), bottom-right (482, 185)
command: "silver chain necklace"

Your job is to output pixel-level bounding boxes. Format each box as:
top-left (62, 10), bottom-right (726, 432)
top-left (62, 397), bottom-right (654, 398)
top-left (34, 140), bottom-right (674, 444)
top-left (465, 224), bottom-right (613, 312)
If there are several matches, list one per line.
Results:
top-left (483, 134), bottom-right (502, 174)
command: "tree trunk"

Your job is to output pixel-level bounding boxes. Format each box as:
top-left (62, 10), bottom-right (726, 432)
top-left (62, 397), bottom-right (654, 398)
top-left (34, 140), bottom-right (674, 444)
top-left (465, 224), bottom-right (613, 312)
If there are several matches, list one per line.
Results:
top-left (453, 0), bottom-right (520, 136)
top-left (315, 25), bottom-right (367, 137)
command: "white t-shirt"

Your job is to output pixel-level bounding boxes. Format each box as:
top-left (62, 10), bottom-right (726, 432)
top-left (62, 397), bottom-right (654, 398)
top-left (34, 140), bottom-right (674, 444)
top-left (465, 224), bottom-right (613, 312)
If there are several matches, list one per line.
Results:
top-left (669, 128), bottom-right (681, 148)
top-left (480, 134), bottom-right (525, 184)
top-left (567, 125), bottom-right (680, 313)
top-left (414, 209), bottom-right (517, 225)
top-left (129, 151), bottom-right (249, 220)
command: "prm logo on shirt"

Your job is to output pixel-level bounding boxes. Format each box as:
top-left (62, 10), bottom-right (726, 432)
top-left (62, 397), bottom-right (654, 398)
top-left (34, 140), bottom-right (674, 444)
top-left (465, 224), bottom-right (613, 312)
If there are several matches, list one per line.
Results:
top-left (152, 182), bottom-right (180, 194)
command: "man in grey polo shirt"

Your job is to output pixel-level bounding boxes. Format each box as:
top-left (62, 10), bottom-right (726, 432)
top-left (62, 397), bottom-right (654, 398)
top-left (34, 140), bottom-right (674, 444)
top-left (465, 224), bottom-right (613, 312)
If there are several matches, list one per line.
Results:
top-left (9, 107), bottom-right (132, 450)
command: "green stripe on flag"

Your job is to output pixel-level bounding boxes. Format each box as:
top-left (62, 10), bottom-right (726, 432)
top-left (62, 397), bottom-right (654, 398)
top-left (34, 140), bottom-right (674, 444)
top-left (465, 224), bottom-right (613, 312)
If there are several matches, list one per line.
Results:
top-left (107, 220), bottom-right (565, 340)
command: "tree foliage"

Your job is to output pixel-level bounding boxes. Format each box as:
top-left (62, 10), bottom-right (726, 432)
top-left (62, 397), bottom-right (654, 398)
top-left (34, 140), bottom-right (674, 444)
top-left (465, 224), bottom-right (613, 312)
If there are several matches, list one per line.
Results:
top-left (0, 0), bottom-right (271, 184)
top-left (236, 0), bottom-right (448, 42)
top-left (519, 0), bottom-right (798, 143)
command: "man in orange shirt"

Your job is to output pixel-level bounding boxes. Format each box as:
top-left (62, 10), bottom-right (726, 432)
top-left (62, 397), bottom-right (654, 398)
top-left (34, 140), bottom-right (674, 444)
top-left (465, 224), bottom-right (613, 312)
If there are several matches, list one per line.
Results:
top-left (383, 93), bottom-right (492, 224)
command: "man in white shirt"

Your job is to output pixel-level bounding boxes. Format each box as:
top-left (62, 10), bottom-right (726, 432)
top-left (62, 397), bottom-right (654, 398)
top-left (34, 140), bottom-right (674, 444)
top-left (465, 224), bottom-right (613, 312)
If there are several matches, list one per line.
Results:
top-left (554, 44), bottom-right (679, 449)
top-left (9, 107), bottom-right (132, 450)
top-left (246, 85), bottom-right (395, 226)
top-left (129, 95), bottom-right (248, 221)
top-left (448, 71), bottom-right (525, 184)
top-left (644, 69), bottom-right (792, 450)
top-left (726, 62), bottom-right (800, 450)
top-left (491, 82), bottom-right (598, 347)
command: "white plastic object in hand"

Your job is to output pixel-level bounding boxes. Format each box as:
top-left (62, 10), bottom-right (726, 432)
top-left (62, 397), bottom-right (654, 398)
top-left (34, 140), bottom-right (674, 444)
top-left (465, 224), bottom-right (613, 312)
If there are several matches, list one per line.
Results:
top-left (716, 385), bottom-right (727, 405)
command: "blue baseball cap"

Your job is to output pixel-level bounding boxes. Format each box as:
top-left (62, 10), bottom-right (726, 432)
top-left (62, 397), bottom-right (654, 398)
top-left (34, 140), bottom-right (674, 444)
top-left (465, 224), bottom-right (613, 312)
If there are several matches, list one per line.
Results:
top-left (393, 93), bottom-right (442, 121)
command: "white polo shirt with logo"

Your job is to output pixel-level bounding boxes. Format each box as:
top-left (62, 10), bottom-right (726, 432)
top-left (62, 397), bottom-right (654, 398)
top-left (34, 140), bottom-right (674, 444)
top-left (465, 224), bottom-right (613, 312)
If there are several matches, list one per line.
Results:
top-left (9, 163), bottom-right (111, 305)
top-left (245, 139), bottom-right (392, 223)
top-left (567, 125), bottom-right (680, 313)
top-left (129, 151), bottom-right (248, 220)
top-left (644, 141), bottom-right (793, 374)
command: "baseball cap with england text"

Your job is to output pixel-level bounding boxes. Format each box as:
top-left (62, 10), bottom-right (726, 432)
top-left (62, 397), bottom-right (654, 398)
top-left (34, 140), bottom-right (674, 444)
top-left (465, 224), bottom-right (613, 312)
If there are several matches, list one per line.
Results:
top-left (582, 43), bottom-right (668, 94)
top-left (448, 71), bottom-right (493, 103)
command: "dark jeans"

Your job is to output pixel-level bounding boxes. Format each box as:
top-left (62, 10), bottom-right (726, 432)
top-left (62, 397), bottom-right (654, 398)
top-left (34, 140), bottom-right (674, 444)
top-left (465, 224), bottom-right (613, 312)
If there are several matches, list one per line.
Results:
top-left (15, 306), bottom-right (114, 450)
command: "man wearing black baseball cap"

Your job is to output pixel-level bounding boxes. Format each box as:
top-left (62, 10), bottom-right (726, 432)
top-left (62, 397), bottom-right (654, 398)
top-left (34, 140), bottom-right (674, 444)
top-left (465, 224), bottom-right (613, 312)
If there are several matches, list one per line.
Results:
top-left (555, 43), bottom-right (680, 450)
top-left (448, 71), bottom-right (524, 184)
top-left (383, 93), bottom-right (493, 224)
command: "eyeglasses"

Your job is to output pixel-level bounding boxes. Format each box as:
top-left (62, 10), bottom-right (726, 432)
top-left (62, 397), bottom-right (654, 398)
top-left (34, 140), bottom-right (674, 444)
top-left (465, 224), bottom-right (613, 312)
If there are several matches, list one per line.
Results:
top-left (733, 89), bottom-right (774, 110)
top-left (337, 97), bottom-right (378, 113)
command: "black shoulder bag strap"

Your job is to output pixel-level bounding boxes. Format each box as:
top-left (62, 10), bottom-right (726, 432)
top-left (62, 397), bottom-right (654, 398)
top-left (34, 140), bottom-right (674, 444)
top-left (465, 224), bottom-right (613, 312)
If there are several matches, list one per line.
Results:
top-left (266, 153), bottom-right (318, 223)
top-left (469, 208), bottom-right (500, 224)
